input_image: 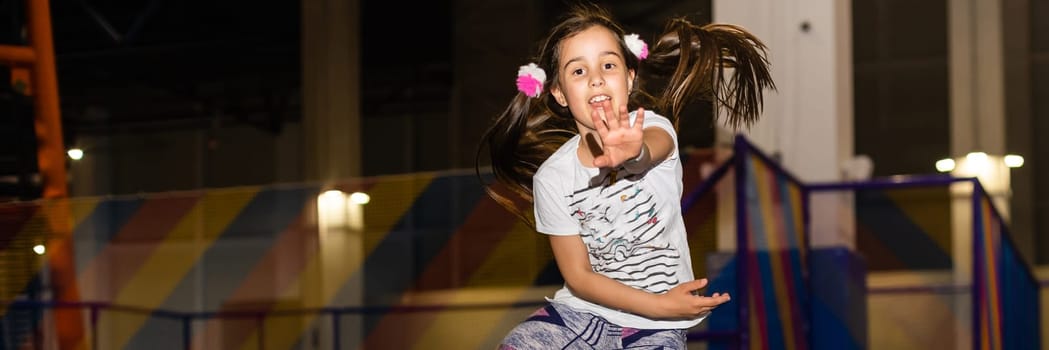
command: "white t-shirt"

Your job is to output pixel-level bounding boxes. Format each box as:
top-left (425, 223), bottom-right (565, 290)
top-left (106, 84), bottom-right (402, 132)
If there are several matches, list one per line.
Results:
top-left (532, 110), bottom-right (703, 330)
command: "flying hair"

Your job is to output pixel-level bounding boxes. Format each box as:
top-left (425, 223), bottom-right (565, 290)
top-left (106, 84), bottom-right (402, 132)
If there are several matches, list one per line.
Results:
top-left (476, 3), bottom-right (775, 226)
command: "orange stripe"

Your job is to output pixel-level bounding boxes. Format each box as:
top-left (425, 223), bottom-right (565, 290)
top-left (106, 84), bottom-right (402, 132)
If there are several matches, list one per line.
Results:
top-left (362, 193), bottom-right (524, 349)
top-left (77, 195), bottom-right (200, 301)
top-left (0, 199), bottom-right (99, 316)
top-left (982, 200), bottom-right (1002, 349)
top-left (409, 220), bottom-right (550, 349)
top-left (236, 173), bottom-right (435, 350)
top-left (107, 188), bottom-right (257, 350)
top-left (195, 208), bottom-right (316, 348)
top-left (752, 157), bottom-right (796, 349)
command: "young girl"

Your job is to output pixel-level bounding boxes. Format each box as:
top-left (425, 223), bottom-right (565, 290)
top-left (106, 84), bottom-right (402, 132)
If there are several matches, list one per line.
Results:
top-left (477, 3), bottom-right (774, 349)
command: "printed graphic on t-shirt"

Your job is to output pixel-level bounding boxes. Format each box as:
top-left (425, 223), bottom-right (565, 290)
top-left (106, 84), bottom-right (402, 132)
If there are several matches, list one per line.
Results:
top-left (568, 173), bottom-right (680, 294)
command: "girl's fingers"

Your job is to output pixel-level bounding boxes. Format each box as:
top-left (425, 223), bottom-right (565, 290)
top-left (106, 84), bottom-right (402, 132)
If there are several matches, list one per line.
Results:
top-left (591, 107), bottom-right (609, 135)
top-left (595, 100), bottom-right (612, 129)
top-left (634, 107), bottom-right (645, 130)
top-left (603, 100), bottom-right (620, 129)
top-left (618, 103), bottom-right (629, 128)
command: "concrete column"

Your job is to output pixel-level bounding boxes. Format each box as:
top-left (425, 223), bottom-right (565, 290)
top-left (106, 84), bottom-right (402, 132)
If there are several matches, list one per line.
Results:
top-left (949, 0), bottom-right (1013, 348)
top-left (302, 0), bottom-right (362, 183)
top-left (714, 0), bottom-right (855, 250)
top-left (946, 0), bottom-right (1008, 282)
top-left (301, 0), bottom-right (362, 347)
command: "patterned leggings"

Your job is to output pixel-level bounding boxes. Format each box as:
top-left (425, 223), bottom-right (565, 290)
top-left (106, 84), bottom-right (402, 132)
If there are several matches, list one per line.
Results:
top-left (499, 303), bottom-right (687, 350)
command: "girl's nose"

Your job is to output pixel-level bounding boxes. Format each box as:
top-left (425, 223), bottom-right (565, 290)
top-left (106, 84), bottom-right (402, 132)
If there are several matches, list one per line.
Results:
top-left (590, 75), bottom-right (604, 87)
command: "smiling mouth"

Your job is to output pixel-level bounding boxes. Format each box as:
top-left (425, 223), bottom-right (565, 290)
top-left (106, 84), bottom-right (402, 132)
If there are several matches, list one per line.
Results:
top-left (589, 95), bottom-right (611, 104)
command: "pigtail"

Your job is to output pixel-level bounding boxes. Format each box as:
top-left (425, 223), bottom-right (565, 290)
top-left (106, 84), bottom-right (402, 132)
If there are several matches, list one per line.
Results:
top-left (476, 94), bottom-right (574, 227)
top-left (646, 19), bottom-right (775, 129)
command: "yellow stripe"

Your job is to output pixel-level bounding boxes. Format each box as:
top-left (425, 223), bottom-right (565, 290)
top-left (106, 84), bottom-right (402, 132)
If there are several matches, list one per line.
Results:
top-left (751, 157), bottom-right (796, 349)
top-left (0, 210), bottom-right (46, 313)
top-left (69, 197), bottom-right (103, 228)
top-left (980, 202), bottom-right (993, 350)
top-left (982, 201), bottom-right (1002, 349)
top-left (410, 220), bottom-right (544, 349)
top-left (0, 198), bottom-right (100, 315)
top-left (885, 188), bottom-right (952, 256)
top-left (108, 188), bottom-right (256, 350)
top-left (240, 173), bottom-right (435, 350)
top-left (788, 185), bottom-right (805, 253)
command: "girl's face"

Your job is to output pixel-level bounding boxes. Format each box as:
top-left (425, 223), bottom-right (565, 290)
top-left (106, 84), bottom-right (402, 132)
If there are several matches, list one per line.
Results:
top-left (550, 25), bottom-right (635, 133)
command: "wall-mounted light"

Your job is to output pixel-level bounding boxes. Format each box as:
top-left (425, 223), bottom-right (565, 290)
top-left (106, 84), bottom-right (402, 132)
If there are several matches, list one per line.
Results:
top-left (935, 152), bottom-right (1024, 173)
top-left (936, 151), bottom-right (1024, 196)
top-left (33, 244), bottom-right (45, 255)
top-left (1004, 154), bottom-right (1024, 168)
top-left (935, 158), bottom-right (956, 173)
top-left (67, 148), bottom-right (84, 160)
top-left (318, 190), bottom-right (347, 228)
top-left (349, 192), bottom-right (370, 205)
top-left (317, 189), bottom-right (367, 232)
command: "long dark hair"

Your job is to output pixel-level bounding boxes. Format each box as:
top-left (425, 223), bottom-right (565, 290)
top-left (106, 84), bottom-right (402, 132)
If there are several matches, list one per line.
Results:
top-left (476, 3), bottom-right (775, 226)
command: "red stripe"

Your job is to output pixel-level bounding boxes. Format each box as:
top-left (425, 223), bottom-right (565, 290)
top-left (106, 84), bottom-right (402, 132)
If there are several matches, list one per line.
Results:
top-left (362, 193), bottom-right (522, 349)
top-left (748, 235), bottom-right (770, 349)
top-left (0, 204), bottom-right (40, 251)
top-left (199, 180), bottom-right (378, 348)
top-left (198, 209), bottom-right (316, 347)
top-left (79, 195), bottom-right (200, 300)
top-left (766, 169), bottom-right (805, 349)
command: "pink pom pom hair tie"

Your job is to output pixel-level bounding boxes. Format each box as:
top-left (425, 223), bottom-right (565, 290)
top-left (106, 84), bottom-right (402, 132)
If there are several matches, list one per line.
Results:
top-left (623, 34), bottom-right (648, 60)
top-left (516, 63), bottom-right (546, 98)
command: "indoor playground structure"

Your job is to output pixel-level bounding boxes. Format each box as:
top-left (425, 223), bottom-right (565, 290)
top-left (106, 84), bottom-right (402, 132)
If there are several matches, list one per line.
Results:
top-left (0, 134), bottom-right (1040, 349)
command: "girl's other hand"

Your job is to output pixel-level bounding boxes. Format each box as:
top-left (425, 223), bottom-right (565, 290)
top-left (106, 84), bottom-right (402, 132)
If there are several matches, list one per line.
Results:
top-left (652, 279), bottom-right (732, 319)
top-left (591, 100), bottom-right (645, 168)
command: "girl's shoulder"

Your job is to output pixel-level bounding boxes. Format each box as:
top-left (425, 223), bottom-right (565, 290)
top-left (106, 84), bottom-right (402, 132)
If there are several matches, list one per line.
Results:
top-left (633, 109), bottom-right (673, 129)
top-left (535, 134), bottom-right (581, 179)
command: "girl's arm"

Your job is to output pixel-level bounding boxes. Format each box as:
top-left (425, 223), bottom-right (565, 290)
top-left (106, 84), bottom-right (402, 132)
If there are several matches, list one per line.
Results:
top-left (549, 234), bottom-right (730, 320)
top-left (622, 123), bottom-right (674, 174)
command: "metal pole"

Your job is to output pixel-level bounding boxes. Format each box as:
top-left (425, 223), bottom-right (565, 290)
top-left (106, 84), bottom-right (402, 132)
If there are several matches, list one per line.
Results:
top-left (182, 316), bottom-right (192, 350)
top-left (27, 0), bottom-right (84, 348)
top-left (332, 311), bottom-right (341, 350)
top-left (733, 134), bottom-right (749, 350)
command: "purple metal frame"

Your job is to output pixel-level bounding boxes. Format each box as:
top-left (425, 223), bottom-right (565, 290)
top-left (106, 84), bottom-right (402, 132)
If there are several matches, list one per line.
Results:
top-left (734, 135), bottom-right (750, 349)
top-left (679, 135), bottom-right (815, 348)
top-left (735, 135), bottom-right (814, 349)
top-left (808, 168), bottom-right (1040, 349)
top-left (969, 180), bottom-right (1041, 349)
top-left (972, 182), bottom-right (985, 349)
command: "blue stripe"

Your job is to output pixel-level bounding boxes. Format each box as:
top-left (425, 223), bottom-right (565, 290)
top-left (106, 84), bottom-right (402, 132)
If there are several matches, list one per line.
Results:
top-left (351, 174), bottom-right (487, 335)
top-left (855, 189), bottom-right (951, 269)
top-left (756, 252), bottom-right (785, 347)
top-left (0, 275), bottom-right (43, 350)
top-left (778, 176), bottom-right (809, 345)
top-left (745, 159), bottom-right (785, 347)
top-left (124, 186), bottom-right (316, 349)
top-left (72, 198), bottom-right (144, 274)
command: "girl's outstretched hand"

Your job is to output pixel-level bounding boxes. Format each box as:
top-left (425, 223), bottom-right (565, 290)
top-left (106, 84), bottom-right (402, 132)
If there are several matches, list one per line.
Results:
top-left (652, 279), bottom-right (732, 320)
top-left (591, 100), bottom-right (645, 168)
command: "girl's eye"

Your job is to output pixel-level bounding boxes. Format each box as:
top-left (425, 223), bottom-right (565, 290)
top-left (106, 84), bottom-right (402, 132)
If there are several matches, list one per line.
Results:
top-left (604, 63), bottom-right (615, 70)
top-left (572, 68), bottom-right (584, 76)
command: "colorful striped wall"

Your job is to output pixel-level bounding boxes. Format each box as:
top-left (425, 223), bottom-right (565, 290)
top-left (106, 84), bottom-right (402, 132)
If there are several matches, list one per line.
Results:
top-left (854, 187), bottom-right (952, 271)
top-left (739, 153), bottom-right (809, 350)
top-left (973, 189), bottom-right (1040, 350)
top-left (0, 174), bottom-right (539, 348)
top-left (0, 150), bottom-right (723, 349)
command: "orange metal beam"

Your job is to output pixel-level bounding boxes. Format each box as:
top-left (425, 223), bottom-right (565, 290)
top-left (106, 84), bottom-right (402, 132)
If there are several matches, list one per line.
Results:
top-left (26, 0), bottom-right (86, 348)
top-left (0, 44), bottom-right (36, 64)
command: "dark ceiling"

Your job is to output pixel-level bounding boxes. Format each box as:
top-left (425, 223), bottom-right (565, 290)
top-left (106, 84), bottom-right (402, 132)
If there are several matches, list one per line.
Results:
top-left (45, 0), bottom-right (302, 136)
